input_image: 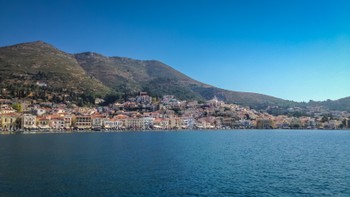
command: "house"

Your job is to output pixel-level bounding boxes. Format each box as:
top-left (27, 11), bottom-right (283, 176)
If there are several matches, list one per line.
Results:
top-left (256, 119), bottom-right (274, 129)
top-left (94, 98), bottom-right (105, 105)
top-left (0, 113), bottom-right (20, 131)
top-left (141, 117), bottom-right (154, 129)
top-left (196, 117), bottom-right (216, 129)
top-left (169, 117), bottom-right (181, 129)
top-left (21, 114), bottom-right (37, 129)
top-left (35, 108), bottom-right (48, 116)
top-left (91, 114), bottom-right (106, 129)
top-left (221, 117), bottom-right (236, 128)
top-left (123, 116), bottom-right (154, 130)
top-left (125, 117), bottom-right (142, 129)
top-left (112, 102), bottom-right (124, 111)
top-left (64, 115), bottom-right (72, 128)
top-left (181, 117), bottom-right (195, 129)
top-left (75, 115), bottom-right (92, 129)
top-left (0, 104), bottom-right (16, 114)
top-left (236, 119), bottom-right (253, 129)
top-left (37, 116), bottom-right (50, 129)
top-left (103, 118), bottom-right (123, 129)
top-left (153, 118), bottom-right (170, 129)
top-left (114, 114), bottom-right (129, 127)
top-left (36, 81), bottom-right (47, 87)
top-left (50, 118), bottom-right (65, 130)
top-left (136, 92), bottom-right (152, 104)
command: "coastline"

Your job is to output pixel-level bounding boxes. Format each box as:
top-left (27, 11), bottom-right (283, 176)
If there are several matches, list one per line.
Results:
top-left (1, 128), bottom-right (350, 135)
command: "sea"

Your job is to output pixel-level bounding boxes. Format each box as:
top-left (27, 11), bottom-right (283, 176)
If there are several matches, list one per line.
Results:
top-left (1, 130), bottom-right (350, 196)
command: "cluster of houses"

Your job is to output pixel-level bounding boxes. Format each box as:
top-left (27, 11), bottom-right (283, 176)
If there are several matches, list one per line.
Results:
top-left (0, 111), bottom-right (195, 132)
top-left (0, 99), bottom-right (196, 132)
top-left (1, 93), bottom-right (350, 133)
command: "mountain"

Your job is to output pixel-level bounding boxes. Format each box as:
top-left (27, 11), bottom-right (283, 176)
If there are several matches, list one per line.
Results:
top-left (0, 41), bottom-right (110, 104)
top-left (308, 97), bottom-right (350, 112)
top-left (74, 52), bottom-right (295, 108)
top-left (0, 41), bottom-right (348, 112)
top-left (74, 52), bottom-right (207, 101)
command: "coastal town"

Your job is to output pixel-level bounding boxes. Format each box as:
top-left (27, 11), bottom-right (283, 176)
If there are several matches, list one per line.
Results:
top-left (1, 92), bottom-right (350, 134)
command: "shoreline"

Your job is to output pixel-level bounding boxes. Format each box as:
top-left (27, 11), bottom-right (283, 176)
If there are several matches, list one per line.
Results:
top-left (1, 128), bottom-right (350, 135)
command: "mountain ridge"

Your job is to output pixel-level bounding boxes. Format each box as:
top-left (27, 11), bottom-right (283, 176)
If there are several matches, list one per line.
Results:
top-left (73, 48), bottom-right (292, 107)
top-left (0, 41), bottom-right (110, 104)
top-left (0, 41), bottom-right (348, 112)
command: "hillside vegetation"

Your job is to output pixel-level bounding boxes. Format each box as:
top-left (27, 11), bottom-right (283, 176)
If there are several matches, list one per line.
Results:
top-left (0, 41), bottom-right (348, 112)
top-left (75, 51), bottom-right (294, 108)
top-left (0, 41), bottom-right (110, 104)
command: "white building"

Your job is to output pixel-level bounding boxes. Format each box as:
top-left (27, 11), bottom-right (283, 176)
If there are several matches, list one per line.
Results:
top-left (181, 117), bottom-right (195, 129)
top-left (50, 118), bottom-right (65, 130)
top-left (103, 119), bottom-right (123, 129)
top-left (22, 114), bottom-right (37, 129)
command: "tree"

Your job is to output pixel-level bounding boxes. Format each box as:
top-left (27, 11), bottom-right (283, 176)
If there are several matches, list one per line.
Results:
top-left (321, 115), bottom-right (331, 123)
top-left (11, 103), bottom-right (22, 112)
top-left (103, 93), bottom-right (121, 105)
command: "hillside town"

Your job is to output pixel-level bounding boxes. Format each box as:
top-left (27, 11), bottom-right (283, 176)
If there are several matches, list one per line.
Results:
top-left (1, 92), bottom-right (350, 134)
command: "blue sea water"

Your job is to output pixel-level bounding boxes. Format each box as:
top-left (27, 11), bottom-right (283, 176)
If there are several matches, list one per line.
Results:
top-left (0, 130), bottom-right (350, 196)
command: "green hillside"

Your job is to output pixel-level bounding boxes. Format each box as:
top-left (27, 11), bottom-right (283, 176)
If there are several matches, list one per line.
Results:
top-left (0, 41), bottom-right (348, 112)
top-left (0, 41), bottom-right (110, 104)
top-left (75, 51), bottom-right (295, 108)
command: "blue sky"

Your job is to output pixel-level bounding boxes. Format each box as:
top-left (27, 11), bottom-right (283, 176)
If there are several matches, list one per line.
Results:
top-left (1, 0), bottom-right (349, 101)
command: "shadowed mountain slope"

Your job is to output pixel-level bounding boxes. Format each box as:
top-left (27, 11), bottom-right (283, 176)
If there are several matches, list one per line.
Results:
top-left (75, 52), bottom-right (294, 108)
top-left (0, 41), bottom-right (348, 112)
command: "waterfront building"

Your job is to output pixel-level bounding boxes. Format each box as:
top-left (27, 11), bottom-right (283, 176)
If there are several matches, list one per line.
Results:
top-left (142, 117), bottom-right (154, 129)
top-left (125, 118), bottom-right (143, 129)
top-left (21, 114), bottom-right (37, 129)
top-left (91, 114), bottom-right (105, 129)
top-left (221, 117), bottom-right (236, 128)
top-left (75, 115), bottom-right (92, 129)
top-left (64, 115), bottom-right (72, 129)
top-left (181, 117), bottom-right (195, 129)
top-left (169, 117), bottom-right (181, 129)
top-left (103, 118), bottom-right (123, 129)
top-left (256, 119), bottom-right (274, 129)
top-left (153, 118), bottom-right (170, 129)
top-left (0, 113), bottom-right (20, 131)
top-left (37, 116), bottom-right (50, 129)
top-left (50, 117), bottom-right (65, 130)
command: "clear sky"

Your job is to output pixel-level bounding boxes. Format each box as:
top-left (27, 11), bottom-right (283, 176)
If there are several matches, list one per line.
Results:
top-left (1, 0), bottom-right (349, 102)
